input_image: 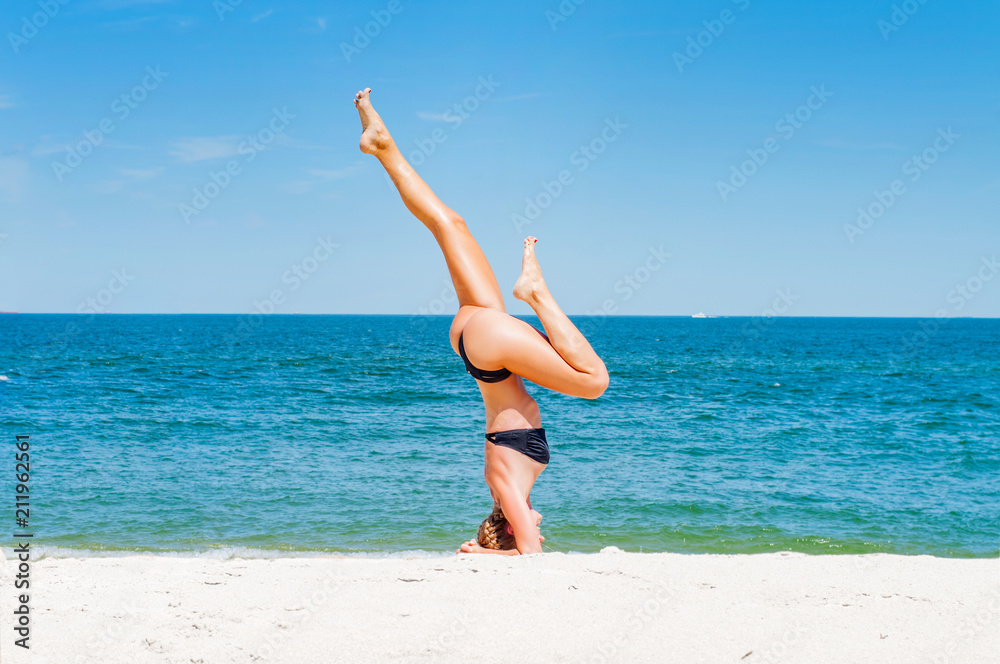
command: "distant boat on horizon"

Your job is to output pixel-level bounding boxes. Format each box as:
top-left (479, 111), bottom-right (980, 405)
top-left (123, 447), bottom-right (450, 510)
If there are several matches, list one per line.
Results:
top-left (692, 312), bottom-right (708, 318)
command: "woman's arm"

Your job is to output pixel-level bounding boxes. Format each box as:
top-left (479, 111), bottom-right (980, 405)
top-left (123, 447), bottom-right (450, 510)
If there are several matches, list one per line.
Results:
top-left (496, 486), bottom-right (544, 554)
top-left (456, 487), bottom-right (545, 555)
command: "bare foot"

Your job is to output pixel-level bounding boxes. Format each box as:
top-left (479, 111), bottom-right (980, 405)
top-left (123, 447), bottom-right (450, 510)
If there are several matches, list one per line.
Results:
top-left (513, 236), bottom-right (547, 304)
top-left (354, 88), bottom-right (392, 156)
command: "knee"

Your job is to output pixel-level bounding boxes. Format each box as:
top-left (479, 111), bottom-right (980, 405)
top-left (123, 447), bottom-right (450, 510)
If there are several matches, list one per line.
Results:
top-left (436, 209), bottom-right (466, 231)
top-left (430, 210), bottom-right (467, 243)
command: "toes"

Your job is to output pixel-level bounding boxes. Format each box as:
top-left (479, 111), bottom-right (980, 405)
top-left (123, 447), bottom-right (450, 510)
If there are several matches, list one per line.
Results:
top-left (365, 87), bottom-right (372, 94)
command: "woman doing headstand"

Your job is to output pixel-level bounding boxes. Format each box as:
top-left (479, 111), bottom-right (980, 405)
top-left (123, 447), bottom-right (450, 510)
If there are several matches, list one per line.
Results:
top-left (354, 87), bottom-right (609, 554)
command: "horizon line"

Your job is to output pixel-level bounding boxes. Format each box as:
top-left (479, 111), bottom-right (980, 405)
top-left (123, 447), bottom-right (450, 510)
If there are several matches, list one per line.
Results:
top-left (1, 313), bottom-right (997, 320)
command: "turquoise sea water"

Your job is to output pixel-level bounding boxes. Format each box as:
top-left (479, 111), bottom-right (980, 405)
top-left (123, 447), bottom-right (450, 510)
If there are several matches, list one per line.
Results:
top-left (0, 314), bottom-right (997, 558)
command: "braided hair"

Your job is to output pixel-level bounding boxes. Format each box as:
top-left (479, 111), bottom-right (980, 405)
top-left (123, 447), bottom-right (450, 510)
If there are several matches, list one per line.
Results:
top-left (476, 503), bottom-right (518, 550)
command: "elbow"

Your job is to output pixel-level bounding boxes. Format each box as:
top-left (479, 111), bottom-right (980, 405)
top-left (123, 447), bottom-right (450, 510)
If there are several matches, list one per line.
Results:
top-left (580, 369), bottom-right (609, 400)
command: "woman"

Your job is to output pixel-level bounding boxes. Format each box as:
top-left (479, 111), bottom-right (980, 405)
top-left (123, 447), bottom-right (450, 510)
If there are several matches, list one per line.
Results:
top-left (354, 88), bottom-right (609, 555)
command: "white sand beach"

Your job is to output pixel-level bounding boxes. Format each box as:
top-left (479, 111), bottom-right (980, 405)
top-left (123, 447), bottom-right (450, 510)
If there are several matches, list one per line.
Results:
top-left (1, 549), bottom-right (996, 663)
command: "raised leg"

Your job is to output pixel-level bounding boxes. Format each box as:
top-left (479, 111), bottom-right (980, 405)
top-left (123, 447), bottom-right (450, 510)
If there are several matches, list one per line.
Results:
top-left (354, 88), bottom-right (505, 311)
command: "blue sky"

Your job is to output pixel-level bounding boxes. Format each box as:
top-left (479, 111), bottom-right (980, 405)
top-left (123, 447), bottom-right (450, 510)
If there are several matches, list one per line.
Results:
top-left (0, 0), bottom-right (997, 316)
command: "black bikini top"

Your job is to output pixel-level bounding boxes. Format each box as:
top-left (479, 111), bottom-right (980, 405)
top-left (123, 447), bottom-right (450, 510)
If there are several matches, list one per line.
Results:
top-left (458, 333), bottom-right (512, 383)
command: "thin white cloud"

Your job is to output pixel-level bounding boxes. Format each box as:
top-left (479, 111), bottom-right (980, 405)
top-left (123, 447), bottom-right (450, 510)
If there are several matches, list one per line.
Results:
top-left (245, 212), bottom-right (267, 227)
top-left (32, 136), bottom-right (142, 156)
top-left (169, 135), bottom-right (326, 163)
top-left (281, 162), bottom-right (365, 194)
top-left (0, 157), bottom-right (29, 202)
top-left (302, 17), bottom-right (326, 32)
top-left (418, 93), bottom-right (542, 120)
top-left (417, 112), bottom-right (450, 122)
top-left (31, 138), bottom-right (65, 156)
top-left (93, 180), bottom-right (125, 194)
top-left (0, 95), bottom-right (15, 109)
top-left (93, 168), bottom-right (162, 194)
top-left (273, 135), bottom-right (329, 150)
top-left (607, 30), bottom-right (678, 39)
top-left (94, 0), bottom-right (173, 8)
top-left (251, 9), bottom-right (274, 22)
top-left (280, 181), bottom-right (314, 195)
top-left (307, 163), bottom-right (364, 179)
top-left (103, 140), bottom-right (144, 150)
top-left (120, 167), bottom-right (164, 179)
top-left (462, 138), bottom-right (506, 146)
top-left (813, 138), bottom-right (902, 151)
top-left (101, 15), bottom-right (159, 30)
top-left (168, 136), bottom-right (241, 163)
top-left (493, 92), bottom-right (543, 102)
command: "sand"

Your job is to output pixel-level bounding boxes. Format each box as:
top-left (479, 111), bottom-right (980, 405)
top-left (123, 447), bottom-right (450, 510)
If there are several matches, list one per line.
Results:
top-left (0, 548), bottom-right (996, 663)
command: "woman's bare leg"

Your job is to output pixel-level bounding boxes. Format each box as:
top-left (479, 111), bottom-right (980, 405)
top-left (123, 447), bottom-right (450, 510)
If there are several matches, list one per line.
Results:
top-left (354, 87), bottom-right (505, 311)
top-left (494, 237), bottom-right (609, 398)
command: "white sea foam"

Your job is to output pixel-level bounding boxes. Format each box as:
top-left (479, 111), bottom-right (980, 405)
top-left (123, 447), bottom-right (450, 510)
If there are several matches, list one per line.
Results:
top-left (10, 545), bottom-right (458, 561)
top-left (5, 546), bottom-right (624, 560)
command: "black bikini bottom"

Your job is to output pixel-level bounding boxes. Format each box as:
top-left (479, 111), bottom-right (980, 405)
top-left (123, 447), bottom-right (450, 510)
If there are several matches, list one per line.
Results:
top-left (485, 428), bottom-right (549, 465)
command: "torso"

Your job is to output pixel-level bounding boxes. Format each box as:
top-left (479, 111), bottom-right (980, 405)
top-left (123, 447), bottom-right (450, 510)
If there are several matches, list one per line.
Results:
top-left (477, 377), bottom-right (542, 433)
top-left (450, 305), bottom-right (546, 504)
top-left (479, 380), bottom-right (545, 508)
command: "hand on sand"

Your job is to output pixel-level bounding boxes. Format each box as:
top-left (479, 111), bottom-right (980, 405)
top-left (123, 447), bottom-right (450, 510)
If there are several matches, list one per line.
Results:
top-left (457, 539), bottom-right (484, 554)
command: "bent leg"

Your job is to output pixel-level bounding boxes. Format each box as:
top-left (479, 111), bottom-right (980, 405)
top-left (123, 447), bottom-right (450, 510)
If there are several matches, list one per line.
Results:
top-left (488, 237), bottom-right (609, 398)
top-left (462, 307), bottom-right (609, 399)
top-left (354, 88), bottom-right (504, 311)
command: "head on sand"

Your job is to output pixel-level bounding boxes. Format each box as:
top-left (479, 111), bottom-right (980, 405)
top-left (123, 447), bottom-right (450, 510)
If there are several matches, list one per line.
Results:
top-left (477, 504), bottom-right (544, 550)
